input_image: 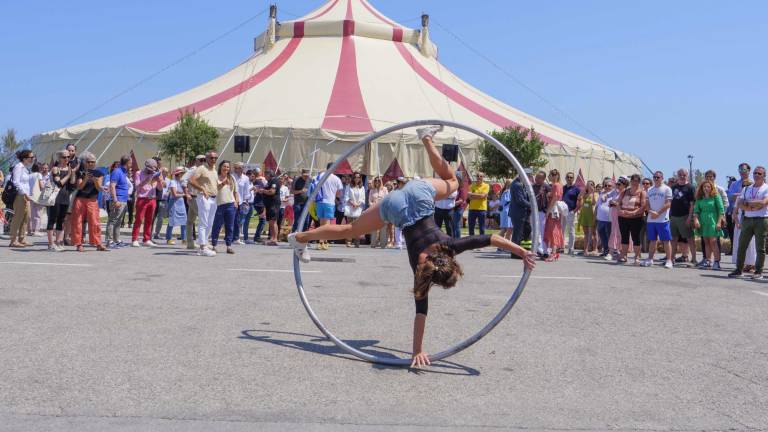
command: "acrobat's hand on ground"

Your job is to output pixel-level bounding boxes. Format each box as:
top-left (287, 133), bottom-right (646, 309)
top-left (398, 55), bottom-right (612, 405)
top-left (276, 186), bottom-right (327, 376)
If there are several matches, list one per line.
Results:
top-left (411, 352), bottom-right (431, 368)
top-left (523, 253), bottom-right (537, 272)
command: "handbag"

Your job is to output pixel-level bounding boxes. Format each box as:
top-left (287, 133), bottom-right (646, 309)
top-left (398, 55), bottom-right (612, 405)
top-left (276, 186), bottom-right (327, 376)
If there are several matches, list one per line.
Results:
top-left (1, 177), bottom-right (18, 208)
top-left (37, 180), bottom-right (60, 207)
top-left (66, 189), bottom-right (78, 214)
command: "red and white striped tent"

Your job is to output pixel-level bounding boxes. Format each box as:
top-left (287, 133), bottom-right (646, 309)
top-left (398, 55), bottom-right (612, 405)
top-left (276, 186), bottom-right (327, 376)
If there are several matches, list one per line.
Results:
top-left (32, 0), bottom-right (643, 181)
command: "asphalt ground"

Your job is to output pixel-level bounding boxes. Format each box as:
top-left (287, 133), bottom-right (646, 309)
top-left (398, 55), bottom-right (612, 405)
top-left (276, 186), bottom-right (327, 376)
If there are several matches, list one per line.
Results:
top-left (1, 235), bottom-right (767, 431)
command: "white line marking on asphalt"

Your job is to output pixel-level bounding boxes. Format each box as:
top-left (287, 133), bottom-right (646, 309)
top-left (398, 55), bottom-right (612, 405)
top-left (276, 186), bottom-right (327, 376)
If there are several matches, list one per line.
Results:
top-left (0, 261), bottom-right (93, 267)
top-left (483, 275), bottom-right (593, 280)
top-left (753, 291), bottom-right (768, 298)
top-left (227, 268), bottom-right (321, 273)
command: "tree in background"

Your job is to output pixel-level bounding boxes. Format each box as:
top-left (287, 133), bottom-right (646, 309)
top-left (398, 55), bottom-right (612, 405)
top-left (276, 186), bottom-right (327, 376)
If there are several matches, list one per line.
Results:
top-left (1, 129), bottom-right (25, 171)
top-left (158, 111), bottom-right (219, 165)
top-left (474, 126), bottom-right (548, 179)
top-left (1, 128), bottom-right (21, 155)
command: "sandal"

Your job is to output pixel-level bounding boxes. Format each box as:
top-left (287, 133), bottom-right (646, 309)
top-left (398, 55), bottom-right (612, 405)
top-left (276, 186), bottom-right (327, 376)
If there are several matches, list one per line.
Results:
top-left (76, 246), bottom-right (84, 252)
top-left (96, 245), bottom-right (108, 252)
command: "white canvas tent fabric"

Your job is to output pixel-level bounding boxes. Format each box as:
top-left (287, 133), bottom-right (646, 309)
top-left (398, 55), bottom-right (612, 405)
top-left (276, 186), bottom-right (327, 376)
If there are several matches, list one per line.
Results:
top-left (33, 0), bottom-right (644, 180)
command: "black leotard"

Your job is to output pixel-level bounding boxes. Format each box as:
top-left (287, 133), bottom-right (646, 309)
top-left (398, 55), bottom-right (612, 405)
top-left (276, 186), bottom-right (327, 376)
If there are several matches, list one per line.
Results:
top-left (402, 216), bottom-right (492, 315)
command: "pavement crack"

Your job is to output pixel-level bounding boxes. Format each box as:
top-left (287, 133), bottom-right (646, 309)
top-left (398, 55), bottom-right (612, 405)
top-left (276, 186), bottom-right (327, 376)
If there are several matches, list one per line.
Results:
top-left (707, 362), bottom-right (765, 388)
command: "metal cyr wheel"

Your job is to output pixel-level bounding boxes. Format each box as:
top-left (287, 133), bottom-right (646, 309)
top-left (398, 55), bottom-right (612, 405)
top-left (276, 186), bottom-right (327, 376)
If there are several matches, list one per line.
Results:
top-left (292, 119), bottom-right (539, 366)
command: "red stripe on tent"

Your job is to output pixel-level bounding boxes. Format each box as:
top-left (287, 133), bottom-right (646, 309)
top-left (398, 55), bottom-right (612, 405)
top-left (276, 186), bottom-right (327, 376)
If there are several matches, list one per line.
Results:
top-left (126, 38), bottom-right (303, 132)
top-left (293, 21), bottom-right (305, 38)
top-left (321, 0), bottom-right (373, 132)
top-left (359, 0), bottom-right (398, 27)
top-left (343, 19), bottom-right (355, 37)
top-left (345, 0), bottom-right (353, 20)
top-left (334, 158), bottom-right (353, 175)
top-left (392, 28), bottom-right (403, 42)
top-left (393, 43), bottom-right (561, 146)
top-left (306, 0), bottom-right (341, 21)
top-left (382, 158), bottom-right (403, 184)
top-left (263, 150), bottom-right (278, 174)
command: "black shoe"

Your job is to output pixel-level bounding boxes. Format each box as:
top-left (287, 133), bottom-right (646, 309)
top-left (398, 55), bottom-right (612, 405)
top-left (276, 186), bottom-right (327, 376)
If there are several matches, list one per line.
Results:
top-left (728, 270), bottom-right (743, 278)
top-left (674, 256), bottom-right (688, 263)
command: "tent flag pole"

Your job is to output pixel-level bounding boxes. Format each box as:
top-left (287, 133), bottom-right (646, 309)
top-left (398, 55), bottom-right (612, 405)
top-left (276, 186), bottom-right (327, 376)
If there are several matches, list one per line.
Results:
top-left (376, 141), bottom-right (381, 176)
top-left (95, 127), bottom-right (124, 164)
top-left (275, 128), bottom-right (292, 173)
top-left (245, 127), bottom-right (265, 164)
top-left (81, 128), bottom-right (107, 155)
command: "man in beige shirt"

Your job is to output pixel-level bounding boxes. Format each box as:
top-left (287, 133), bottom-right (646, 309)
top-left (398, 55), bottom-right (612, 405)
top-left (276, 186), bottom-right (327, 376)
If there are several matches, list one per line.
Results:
top-left (188, 150), bottom-right (219, 256)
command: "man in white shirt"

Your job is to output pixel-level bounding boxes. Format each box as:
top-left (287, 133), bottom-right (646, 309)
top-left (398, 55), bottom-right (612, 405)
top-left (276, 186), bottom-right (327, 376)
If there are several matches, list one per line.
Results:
top-left (644, 170), bottom-right (674, 268)
top-left (232, 162), bottom-right (254, 245)
top-left (313, 163), bottom-right (343, 250)
top-left (730, 166), bottom-right (768, 280)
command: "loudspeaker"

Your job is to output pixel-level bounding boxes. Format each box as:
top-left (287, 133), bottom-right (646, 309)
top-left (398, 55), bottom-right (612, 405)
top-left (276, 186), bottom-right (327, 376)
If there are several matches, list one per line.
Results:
top-left (234, 135), bottom-right (251, 154)
top-left (442, 144), bottom-right (459, 162)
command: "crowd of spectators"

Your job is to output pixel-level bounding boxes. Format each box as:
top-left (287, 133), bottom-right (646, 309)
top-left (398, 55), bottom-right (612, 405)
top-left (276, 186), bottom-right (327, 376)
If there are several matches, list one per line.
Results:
top-left (2, 146), bottom-right (766, 279)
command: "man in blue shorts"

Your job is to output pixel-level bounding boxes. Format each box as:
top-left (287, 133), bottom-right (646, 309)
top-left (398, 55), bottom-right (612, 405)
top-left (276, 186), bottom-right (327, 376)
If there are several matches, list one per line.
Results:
top-left (313, 163), bottom-right (343, 250)
top-left (644, 170), bottom-right (674, 268)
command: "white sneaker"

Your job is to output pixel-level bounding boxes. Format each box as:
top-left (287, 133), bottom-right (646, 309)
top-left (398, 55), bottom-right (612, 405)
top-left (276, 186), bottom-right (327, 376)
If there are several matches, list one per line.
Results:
top-left (143, 240), bottom-right (157, 248)
top-left (416, 126), bottom-right (443, 140)
top-left (288, 233), bottom-right (311, 263)
top-left (236, 240), bottom-right (245, 245)
top-left (640, 259), bottom-right (651, 267)
top-left (664, 260), bottom-right (674, 269)
top-left (131, 240), bottom-right (141, 247)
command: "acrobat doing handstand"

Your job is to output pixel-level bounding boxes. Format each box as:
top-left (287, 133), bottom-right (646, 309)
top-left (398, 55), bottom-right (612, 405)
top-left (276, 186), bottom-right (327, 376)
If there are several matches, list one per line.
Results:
top-left (288, 126), bottom-right (536, 368)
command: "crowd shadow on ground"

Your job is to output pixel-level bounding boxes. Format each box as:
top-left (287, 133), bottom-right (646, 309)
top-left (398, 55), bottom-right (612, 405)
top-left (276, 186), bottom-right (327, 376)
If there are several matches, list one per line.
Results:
top-left (239, 328), bottom-right (480, 376)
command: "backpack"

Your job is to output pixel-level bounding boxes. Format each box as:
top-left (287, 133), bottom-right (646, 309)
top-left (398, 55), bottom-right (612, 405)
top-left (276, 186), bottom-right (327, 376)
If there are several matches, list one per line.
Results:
top-left (1, 172), bottom-right (18, 208)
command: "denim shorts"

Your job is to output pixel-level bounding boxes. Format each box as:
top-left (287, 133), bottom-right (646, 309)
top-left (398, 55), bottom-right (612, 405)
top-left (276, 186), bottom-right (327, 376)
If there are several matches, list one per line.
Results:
top-left (379, 180), bottom-right (436, 228)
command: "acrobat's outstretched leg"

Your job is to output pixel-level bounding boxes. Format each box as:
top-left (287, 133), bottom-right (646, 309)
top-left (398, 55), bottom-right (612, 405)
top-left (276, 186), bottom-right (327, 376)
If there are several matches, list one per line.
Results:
top-left (417, 127), bottom-right (458, 200)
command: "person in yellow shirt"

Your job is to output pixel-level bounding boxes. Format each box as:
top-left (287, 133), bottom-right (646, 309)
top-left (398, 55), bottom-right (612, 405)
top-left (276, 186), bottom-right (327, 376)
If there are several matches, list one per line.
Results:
top-left (467, 172), bottom-right (490, 235)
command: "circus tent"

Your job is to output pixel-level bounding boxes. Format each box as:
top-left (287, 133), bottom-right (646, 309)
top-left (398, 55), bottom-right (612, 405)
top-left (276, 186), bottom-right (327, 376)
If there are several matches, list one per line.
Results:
top-left (31, 0), bottom-right (644, 180)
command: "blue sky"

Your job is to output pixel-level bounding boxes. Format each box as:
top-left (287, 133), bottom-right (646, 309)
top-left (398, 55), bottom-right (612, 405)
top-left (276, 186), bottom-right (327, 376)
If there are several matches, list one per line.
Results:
top-left (1, 0), bottom-right (766, 184)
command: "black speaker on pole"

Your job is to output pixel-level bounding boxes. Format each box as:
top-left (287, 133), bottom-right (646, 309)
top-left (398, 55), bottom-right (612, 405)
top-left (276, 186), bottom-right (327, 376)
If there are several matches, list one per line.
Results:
top-left (234, 135), bottom-right (251, 154)
top-left (442, 144), bottom-right (459, 162)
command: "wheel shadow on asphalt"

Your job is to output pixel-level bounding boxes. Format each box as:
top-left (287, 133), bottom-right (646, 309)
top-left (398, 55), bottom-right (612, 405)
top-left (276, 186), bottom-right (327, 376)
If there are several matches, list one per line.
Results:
top-left (239, 329), bottom-right (480, 376)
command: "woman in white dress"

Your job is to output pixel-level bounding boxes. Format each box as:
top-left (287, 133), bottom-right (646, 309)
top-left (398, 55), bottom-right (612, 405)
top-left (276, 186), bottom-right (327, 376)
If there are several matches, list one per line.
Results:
top-left (344, 172), bottom-right (366, 247)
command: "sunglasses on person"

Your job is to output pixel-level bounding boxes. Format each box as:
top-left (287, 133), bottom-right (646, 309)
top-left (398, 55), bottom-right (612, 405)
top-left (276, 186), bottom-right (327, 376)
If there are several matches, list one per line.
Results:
top-left (739, 168), bottom-right (750, 173)
top-left (642, 181), bottom-right (651, 186)
top-left (653, 175), bottom-right (663, 180)
top-left (755, 171), bottom-right (766, 177)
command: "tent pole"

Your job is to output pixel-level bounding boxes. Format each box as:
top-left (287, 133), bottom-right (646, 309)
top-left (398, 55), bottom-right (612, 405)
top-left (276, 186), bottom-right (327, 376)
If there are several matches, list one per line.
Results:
top-left (72, 131), bottom-right (88, 148)
top-left (219, 128), bottom-right (238, 157)
top-left (245, 127), bottom-right (265, 164)
top-left (95, 127), bottom-right (124, 164)
top-left (309, 140), bottom-right (319, 177)
top-left (376, 141), bottom-right (381, 176)
top-left (275, 128), bottom-right (292, 173)
top-left (81, 128), bottom-right (107, 155)
top-left (457, 145), bottom-right (473, 180)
